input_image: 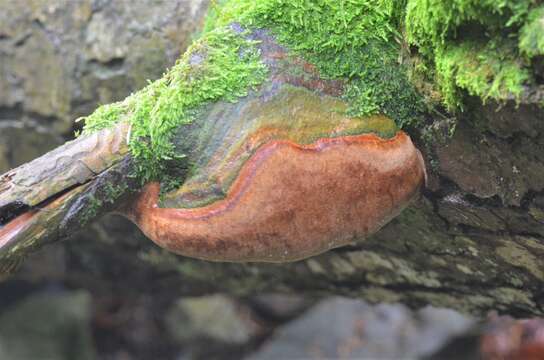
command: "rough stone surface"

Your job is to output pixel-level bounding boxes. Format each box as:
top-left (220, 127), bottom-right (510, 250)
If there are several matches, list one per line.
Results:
top-left (0, 0), bottom-right (209, 134)
top-left (247, 297), bottom-right (473, 359)
top-left (436, 119), bottom-right (544, 206)
top-left (0, 290), bottom-right (95, 360)
top-left (166, 294), bottom-right (262, 344)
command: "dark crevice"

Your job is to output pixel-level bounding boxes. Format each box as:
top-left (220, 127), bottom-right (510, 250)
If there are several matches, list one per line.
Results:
top-left (432, 175), bottom-right (463, 199)
top-left (522, 189), bottom-right (544, 208)
top-left (422, 180), bottom-right (457, 230)
top-left (24, 110), bottom-right (61, 125)
top-left (533, 56), bottom-right (544, 84)
top-left (0, 182), bottom-right (83, 227)
top-left (509, 230), bottom-right (544, 240)
top-left (0, 104), bottom-right (24, 121)
top-left (13, 32), bottom-right (31, 47)
top-left (454, 223), bottom-right (511, 238)
top-left (88, 57), bottom-right (125, 71)
top-left (463, 193), bottom-right (504, 208)
top-left (0, 201), bottom-right (29, 226)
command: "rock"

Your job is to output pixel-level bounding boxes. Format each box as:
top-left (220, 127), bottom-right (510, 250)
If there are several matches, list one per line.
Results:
top-left (0, 120), bottom-right (63, 172)
top-left (480, 101), bottom-right (544, 139)
top-left (0, 290), bottom-right (95, 360)
top-left (438, 194), bottom-right (544, 237)
top-left (166, 294), bottom-right (262, 344)
top-left (436, 120), bottom-right (544, 206)
top-left (248, 297), bottom-right (473, 360)
top-left (0, 0), bottom-right (209, 133)
top-left (250, 294), bottom-right (312, 320)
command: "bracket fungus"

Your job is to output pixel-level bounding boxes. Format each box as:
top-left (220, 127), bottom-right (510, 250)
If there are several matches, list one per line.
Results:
top-left (0, 29), bottom-right (425, 269)
top-left (122, 86), bottom-right (425, 263)
top-left (126, 130), bottom-right (425, 262)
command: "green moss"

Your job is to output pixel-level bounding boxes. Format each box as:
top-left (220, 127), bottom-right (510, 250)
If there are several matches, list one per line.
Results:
top-left (519, 6), bottom-right (544, 57)
top-left (82, 26), bottom-right (267, 182)
top-left (405, 0), bottom-right (532, 49)
top-left (103, 183), bottom-right (129, 202)
top-left (82, 102), bottom-right (127, 133)
top-left (207, 0), bottom-right (425, 128)
top-left (435, 40), bottom-right (529, 108)
top-left (343, 62), bottom-right (424, 128)
top-left (405, 0), bottom-right (539, 110)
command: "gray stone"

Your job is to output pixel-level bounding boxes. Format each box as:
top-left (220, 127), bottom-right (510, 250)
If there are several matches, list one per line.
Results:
top-left (0, 0), bottom-right (209, 133)
top-left (248, 297), bottom-right (473, 360)
top-left (0, 290), bottom-right (95, 360)
top-left (0, 120), bottom-right (63, 172)
top-left (436, 121), bottom-right (544, 206)
top-left (166, 294), bottom-right (262, 344)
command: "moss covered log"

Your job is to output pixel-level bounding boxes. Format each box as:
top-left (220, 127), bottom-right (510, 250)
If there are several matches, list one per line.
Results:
top-left (79, 0), bottom-right (543, 187)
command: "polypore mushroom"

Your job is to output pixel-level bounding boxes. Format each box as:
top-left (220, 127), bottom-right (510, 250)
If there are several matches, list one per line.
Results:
top-left (126, 131), bottom-right (424, 262)
top-left (0, 29), bottom-right (425, 270)
top-left (121, 71), bottom-right (426, 261)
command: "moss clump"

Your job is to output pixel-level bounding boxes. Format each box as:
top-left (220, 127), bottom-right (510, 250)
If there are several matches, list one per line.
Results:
top-left (435, 40), bottom-right (529, 108)
top-left (207, 0), bottom-right (425, 128)
top-left (405, 0), bottom-right (540, 110)
top-left (519, 6), bottom-right (544, 58)
top-left (81, 102), bottom-right (126, 132)
top-left (343, 62), bottom-right (423, 127)
top-left (82, 26), bottom-right (267, 182)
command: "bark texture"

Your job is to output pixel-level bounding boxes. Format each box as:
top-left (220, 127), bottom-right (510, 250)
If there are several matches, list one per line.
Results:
top-left (1, 0), bottom-right (544, 319)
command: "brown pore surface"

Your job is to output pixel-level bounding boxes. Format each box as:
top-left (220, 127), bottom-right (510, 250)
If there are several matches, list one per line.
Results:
top-left (125, 132), bottom-right (425, 262)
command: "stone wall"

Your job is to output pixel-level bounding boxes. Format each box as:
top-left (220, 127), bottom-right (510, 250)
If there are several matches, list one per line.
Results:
top-left (0, 0), bottom-right (208, 171)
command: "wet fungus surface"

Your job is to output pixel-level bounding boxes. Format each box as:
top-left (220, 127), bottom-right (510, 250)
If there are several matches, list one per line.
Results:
top-left (125, 131), bottom-right (425, 262)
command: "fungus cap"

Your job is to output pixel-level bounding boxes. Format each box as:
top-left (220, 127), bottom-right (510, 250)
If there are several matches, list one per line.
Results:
top-left (126, 130), bottom-right (425, 262)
